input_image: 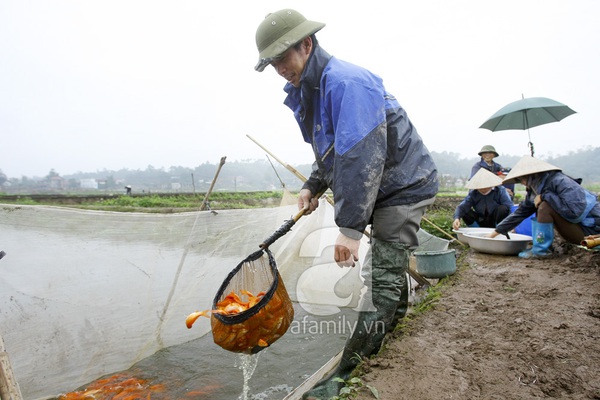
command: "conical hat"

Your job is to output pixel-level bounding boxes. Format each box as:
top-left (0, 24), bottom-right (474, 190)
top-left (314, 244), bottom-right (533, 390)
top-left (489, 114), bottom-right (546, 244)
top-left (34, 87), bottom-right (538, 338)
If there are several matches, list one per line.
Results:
top-left (503, 155), bottom-right (561, 184)
top-left (465, 168), bottom-right (503, 190)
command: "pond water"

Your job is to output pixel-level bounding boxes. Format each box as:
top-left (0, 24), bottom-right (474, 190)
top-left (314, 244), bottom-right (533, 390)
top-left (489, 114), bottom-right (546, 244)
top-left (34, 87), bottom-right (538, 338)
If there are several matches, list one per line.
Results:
top-left (58, 305), bottom-right (359, 400)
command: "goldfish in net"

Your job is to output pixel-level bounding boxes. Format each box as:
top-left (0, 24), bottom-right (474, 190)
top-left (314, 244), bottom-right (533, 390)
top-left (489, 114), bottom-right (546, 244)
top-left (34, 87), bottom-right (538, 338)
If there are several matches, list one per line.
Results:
top-left (185, 289), bottom-right (266, 329)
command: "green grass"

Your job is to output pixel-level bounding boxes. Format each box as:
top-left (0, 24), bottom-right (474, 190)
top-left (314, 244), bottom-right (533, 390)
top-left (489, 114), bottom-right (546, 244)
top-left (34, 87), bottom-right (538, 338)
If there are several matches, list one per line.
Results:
top-left (0, 191), bottom-right (286, 212)
top-left (0, 190), bottom-right (458, 236)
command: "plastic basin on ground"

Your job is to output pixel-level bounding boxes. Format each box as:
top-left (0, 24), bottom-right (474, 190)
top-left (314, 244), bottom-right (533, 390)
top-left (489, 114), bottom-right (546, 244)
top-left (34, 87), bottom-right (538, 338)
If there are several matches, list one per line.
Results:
top-left (465, 232), bottom-right (532, 256)
top-left (413, 249), bottom-right (457, 279)
top-left (453, 227), bottom-right (496, 245)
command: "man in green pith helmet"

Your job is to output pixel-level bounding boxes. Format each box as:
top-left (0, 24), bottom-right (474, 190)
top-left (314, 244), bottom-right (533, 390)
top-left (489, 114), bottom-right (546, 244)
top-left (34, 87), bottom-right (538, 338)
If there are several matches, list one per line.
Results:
top-left (254, 9), bottom-right (438, 399)
top-left (471, 144), bottom-right (514, 199)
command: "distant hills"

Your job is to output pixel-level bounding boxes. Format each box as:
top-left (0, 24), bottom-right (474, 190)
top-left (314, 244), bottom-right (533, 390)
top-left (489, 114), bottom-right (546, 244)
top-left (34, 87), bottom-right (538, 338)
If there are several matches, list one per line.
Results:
top-left (1, 147), bottom-right (598, 194)
top-left (433, 146), bottom-right (600, 185)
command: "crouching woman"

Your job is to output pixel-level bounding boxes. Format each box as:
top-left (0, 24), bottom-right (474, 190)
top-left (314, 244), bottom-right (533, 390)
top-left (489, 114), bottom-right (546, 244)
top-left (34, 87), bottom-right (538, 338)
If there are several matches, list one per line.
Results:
top-left (489, 156), bottom-right (600, 258)
top-left (452, 168), bottom-right (512, 230)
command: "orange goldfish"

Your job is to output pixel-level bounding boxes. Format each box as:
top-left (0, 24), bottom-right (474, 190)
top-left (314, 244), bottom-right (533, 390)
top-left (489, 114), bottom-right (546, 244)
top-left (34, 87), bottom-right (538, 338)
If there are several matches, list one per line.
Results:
top-left (186, 290), bottom-right (266, 329)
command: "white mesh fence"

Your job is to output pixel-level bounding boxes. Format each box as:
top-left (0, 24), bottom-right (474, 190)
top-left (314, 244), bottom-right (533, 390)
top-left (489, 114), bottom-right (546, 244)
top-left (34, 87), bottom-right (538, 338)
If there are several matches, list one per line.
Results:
top-left (0, 196), bottom-right (446, 399)
top-left (0, 199), bottom-right (333, 399)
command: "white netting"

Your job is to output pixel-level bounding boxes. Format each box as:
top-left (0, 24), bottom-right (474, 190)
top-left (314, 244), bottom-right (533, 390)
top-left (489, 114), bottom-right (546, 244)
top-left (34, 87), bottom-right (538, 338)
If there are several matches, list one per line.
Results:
top-left (0, 195), bottom-right (336, 399)
top-left (0, 193), bottom-right (449, 398)
top-left (218, 253), bottom-right (274, 304)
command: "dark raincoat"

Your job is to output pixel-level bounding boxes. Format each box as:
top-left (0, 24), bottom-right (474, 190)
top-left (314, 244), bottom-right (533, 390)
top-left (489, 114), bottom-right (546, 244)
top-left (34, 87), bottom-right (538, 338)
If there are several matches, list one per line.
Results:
top-left (283, 45), bottom-right (438, 239)
top-left (453, 186), bottom-right (513, 221)
top-left (495, 171), bottom-right (600, 236)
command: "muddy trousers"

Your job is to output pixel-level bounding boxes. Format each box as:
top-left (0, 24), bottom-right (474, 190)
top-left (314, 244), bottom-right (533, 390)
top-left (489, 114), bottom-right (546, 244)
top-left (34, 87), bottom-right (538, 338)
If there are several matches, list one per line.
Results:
top-left (302, 240), bottom-right (410, 400)
top-left (302, 198), bottom-right (434, 400)
top-left (537, 201), bottom-right (585, 244)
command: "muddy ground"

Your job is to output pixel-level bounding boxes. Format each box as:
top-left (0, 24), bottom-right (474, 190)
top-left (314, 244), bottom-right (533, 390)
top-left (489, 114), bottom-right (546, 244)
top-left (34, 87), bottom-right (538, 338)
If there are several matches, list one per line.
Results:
top-left (355, 239), bottom-right (600, 400)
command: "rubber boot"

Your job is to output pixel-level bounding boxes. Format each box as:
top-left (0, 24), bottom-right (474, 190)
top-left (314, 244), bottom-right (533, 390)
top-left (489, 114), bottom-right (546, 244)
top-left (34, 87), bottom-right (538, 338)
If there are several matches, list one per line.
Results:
top-left (519, 219), bottom-right (554, 258)
top-left (390, 273), bottom-right (409, 330)
top-left (390, 248), bottom-right (410, 330)
top-left (302, 239), bottom-right (406, 400)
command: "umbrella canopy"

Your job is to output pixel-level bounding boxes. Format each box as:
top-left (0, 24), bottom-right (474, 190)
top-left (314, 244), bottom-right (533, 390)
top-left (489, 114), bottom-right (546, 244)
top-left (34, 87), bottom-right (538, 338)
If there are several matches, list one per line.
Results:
top-left (479, 96), bottom-right (576, 156)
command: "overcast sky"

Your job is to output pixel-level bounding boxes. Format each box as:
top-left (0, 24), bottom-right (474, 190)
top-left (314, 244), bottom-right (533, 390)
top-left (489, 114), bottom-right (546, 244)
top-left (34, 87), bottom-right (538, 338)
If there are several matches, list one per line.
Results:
top-left (1, 0), bottom-right (598, 178)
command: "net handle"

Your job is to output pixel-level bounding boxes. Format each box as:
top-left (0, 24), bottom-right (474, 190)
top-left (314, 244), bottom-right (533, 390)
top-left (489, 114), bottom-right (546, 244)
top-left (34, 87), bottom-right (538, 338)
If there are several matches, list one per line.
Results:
top-left (259, 189), bottom-right (327, 249)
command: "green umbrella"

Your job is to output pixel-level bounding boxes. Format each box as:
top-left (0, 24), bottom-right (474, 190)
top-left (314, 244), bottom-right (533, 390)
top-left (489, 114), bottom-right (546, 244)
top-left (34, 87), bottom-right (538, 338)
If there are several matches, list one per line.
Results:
top-left (479, 96), bottom-right (576, 156)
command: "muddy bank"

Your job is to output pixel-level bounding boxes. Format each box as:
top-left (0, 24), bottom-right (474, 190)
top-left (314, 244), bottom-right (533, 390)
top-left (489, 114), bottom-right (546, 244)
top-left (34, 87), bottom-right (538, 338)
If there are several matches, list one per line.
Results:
top-left (354, 243), bottom-right (600, 399)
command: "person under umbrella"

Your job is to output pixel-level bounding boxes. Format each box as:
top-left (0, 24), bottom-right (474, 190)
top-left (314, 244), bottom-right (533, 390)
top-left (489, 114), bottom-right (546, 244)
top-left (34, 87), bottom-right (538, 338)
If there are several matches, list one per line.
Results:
top-left (471, 145), bottom-right (514, 199)
top-left (488, 156), bottom-right (600, 258)
top-left (478, 96), bottom-right (576, 157)
top-left (453, 168), bottom-right (513, 231)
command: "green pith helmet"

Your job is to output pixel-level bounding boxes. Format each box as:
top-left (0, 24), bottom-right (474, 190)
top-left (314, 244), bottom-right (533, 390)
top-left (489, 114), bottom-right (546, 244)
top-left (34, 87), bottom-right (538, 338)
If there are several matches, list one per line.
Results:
top-left (478, 145), bottom-right (499, 157)
top-left (254, 9), bottom-right (325, 72)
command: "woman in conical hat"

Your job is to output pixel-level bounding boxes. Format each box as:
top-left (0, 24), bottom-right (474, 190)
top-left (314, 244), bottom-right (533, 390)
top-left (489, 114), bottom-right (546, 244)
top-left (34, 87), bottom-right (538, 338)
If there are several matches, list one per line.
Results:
top-left (452, 168), bottom-right (513, 231)
top-left (489, 155), bottom-right (600, 258)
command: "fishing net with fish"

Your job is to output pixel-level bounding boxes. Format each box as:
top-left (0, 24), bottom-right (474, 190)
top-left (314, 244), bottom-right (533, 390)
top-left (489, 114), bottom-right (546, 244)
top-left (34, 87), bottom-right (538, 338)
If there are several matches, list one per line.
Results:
top-left (210, 191), bottom-right (325, 354)
top-left (211, 247), bottom-right (294, 354)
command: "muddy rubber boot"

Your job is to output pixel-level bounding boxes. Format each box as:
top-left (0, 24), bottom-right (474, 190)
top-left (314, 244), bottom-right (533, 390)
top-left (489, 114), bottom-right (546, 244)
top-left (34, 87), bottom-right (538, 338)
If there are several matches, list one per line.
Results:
top-left (519, 219), bottom-right (554, 258)
top-left (302, 239), bottom-right (405, 400)
top-left (391, 273), bottom-right (409, 330)
top-left (390, 248), bottom-right (410, 330)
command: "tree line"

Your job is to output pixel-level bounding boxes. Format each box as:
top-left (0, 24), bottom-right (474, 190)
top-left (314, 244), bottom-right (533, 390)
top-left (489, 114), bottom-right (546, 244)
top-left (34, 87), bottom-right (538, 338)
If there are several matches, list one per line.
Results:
top-left (1, 147), bottom-right (598, 194)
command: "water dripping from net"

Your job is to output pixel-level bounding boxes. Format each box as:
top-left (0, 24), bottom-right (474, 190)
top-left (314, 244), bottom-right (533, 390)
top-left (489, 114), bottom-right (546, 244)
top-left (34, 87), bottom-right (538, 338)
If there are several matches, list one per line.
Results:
top-left (236, 352), bottom-right (260, 400)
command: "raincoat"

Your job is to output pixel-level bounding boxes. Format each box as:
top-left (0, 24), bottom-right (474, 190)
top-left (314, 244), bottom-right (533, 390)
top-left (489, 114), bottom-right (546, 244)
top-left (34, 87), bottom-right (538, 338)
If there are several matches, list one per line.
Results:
top-left (284, 45), bottom-right (438, 238)
top-left (495, 171), bottom-right (600, 236)
top-left (453, 186), bottom-right (513, 221)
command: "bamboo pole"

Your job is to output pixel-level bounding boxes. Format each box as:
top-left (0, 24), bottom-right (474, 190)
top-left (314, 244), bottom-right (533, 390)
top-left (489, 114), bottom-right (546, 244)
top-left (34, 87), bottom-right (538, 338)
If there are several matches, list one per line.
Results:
top-left (246, 135), bottom-right (308, 182)
top-left (422, 216), bottom-right (466, 247)
top-left (265, 155), bottom-right (286, 188)
top-left (246, 135), bottom-right (336, 208)
top-left (245, 135), bottom-right (433, 287)
top-left (191, 173), bottom-right (196, 195)
top-left (581, 236), bottom-right (600, 249)
top-left (0, 333), bottom-right (23, 400)
top-left (200, 156), bottom-right (226, 211)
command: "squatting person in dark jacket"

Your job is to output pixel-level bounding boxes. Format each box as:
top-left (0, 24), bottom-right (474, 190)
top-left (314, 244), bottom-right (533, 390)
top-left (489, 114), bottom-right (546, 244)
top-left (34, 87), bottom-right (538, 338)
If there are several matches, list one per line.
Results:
top-left (452, 168), bottom-right (513, 230)
top-left (254, 9), bottom-right (439, 400)
top-left (490, 156), bottom-right (600, 258)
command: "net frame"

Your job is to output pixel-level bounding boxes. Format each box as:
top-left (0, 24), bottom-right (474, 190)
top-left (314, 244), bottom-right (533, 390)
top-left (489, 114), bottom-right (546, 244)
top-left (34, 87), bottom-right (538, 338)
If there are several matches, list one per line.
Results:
top-left (212, 249), bottom-right (279, 325)
top-left (210, 248), bottom-right (294, 354)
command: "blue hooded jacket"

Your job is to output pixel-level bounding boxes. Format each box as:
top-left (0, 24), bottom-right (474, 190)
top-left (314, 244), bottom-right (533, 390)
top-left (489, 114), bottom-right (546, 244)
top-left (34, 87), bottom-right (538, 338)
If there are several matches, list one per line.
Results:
top-left (283, 45), bottom-right (438, 238)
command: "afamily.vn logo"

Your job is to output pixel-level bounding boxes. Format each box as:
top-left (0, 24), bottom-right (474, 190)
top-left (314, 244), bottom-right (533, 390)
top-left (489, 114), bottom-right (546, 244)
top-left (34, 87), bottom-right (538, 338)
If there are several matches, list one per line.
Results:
top-left (289, 314), bottom-right (385, 336)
